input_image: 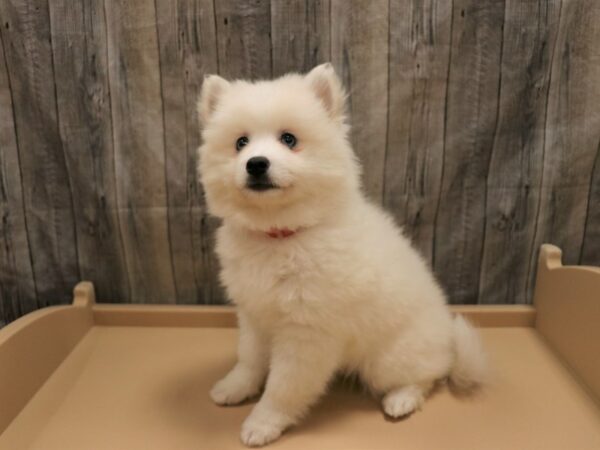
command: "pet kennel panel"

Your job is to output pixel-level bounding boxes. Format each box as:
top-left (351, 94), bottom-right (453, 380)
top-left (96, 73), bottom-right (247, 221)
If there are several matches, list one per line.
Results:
top-left (0, 245), bottom-right (599, 449)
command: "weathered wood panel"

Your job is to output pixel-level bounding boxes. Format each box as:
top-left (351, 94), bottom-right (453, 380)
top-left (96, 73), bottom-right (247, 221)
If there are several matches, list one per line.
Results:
top-left (155, 0), bottom-right (224, 304)
top-left (527, 0), bottom-right (600, 294)
top-left (104, 0), bottom-right (177, 303)
top-left (433, 0), bottom-right (505, 304)
top-left (331, 0), bottom-right (389, 202)
top-left (383, 0), bottom-right (452, 263)
top-left (214, 0), bottom-right (272, 80)
top-left (0, 29), bottom-right (36, 324)
top-left (478, 0), bottom-right (561, 305)
top-left (0, 0), bottom-right (79, 308)
top-left (1, 0), bottom-right (600, 325)
top-left (48, 0), bottom-right (129, 303)
top-left (270, 0), bottom-right (331, 77)
top-left (581, 142), bottom-right (600, 265)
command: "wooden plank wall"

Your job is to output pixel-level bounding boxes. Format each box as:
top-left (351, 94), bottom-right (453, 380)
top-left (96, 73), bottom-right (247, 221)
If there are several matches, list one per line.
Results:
top-left (0, 0), bottom-right (599, 325)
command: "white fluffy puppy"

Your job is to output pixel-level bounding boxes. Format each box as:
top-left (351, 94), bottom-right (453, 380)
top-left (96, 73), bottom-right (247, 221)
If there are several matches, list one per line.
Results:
top-left (198, 63), bottom-right (486, 447)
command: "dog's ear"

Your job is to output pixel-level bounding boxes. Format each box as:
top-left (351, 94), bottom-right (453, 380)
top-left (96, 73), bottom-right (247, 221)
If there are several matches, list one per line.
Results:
top-left (198, 74), bottom-right (230, 123)
top-left (305, 63), bottom-right (346, 120)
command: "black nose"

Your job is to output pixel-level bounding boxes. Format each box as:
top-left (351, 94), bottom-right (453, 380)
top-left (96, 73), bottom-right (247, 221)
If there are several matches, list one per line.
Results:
top-left (246, 156), bottom-right (270, 176)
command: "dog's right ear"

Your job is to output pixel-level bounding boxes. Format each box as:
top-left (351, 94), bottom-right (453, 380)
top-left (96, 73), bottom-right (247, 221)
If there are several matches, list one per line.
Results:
top-left (198, 74), bottom-right (230, 123)
top-left (305, 63), bottom-right (346, 121)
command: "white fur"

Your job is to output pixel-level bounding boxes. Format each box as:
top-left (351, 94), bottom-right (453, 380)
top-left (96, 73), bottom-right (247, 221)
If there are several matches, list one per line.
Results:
top-left (198, 63), bottom-right (487, 447)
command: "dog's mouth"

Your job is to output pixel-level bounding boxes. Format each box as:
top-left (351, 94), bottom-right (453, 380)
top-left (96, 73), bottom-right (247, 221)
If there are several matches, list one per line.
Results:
top-left (246, 180), bottom-right (279, 192)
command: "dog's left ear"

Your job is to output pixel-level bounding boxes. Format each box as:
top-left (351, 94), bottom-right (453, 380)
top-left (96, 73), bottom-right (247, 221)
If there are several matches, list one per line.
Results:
top-left (305, 63), bottom-right (346, 121)
top-left (198, 74), bottom-right (230, 124)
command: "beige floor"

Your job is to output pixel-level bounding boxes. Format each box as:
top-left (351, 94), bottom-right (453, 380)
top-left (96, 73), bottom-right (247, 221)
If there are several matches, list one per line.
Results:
top-left (1, 326), bottom-right (600, 450)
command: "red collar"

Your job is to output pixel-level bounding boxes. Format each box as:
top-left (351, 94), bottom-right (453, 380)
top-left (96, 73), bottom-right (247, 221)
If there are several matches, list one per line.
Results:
top-left (265, 227), bottom-right (297, 239)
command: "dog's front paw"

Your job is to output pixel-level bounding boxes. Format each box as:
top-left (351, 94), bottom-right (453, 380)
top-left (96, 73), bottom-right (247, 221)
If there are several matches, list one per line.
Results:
top-left (240, 408), bottom-right (288, 447)
top-left (210, 368), bottom-right (260, 406)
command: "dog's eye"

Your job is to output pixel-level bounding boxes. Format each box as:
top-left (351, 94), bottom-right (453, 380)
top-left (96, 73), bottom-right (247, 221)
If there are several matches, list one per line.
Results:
top-left (280, 132), bottom-right (297, 149)
top-left (236, 136), bottom-right (249, 151)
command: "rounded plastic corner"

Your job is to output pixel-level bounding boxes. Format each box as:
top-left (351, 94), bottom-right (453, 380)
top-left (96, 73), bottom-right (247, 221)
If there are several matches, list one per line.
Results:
top-left (73, 281), bottom-right (96, 308)
top-left (539, 244), bottom-right (563, 271)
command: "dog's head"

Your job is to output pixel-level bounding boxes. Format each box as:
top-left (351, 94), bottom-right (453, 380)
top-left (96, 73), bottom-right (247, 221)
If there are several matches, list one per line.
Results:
top-left (198, 63), bottom-right (360, 231)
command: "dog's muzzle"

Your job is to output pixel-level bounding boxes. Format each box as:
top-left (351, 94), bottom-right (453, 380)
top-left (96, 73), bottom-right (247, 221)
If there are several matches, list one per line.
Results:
top-left (246, 156), bottom-right (277, 191)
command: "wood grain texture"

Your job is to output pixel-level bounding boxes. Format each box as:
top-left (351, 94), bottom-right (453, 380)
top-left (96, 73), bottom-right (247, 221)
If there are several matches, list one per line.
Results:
top-left (48, 0), bottom-right (129, 303)
top-left (0, 29), bottom-right (36, 324)
top-left (478, 0), bottom-right (561, 305)
top-left (1, 0), bottom-right (600, 324)
top-left (331, 0), bottom-right (389, 202)
top-left (0, 0), bottom-right (79, 309)
top-left (527, 0), bottom-right (600, 294)
top-left (581, 141), bottom-right (600, 266)
top-left (383, 0), bottom-right (452, 264)
top-left (214, 0), bottom-right (272, 79)
top-left (270, 0), bottom-right (331, 77)
top-left (104, 0), bottom-right (176, 303)
top-left (155, 0), bottom-right (224, 304)
top-left (433, 0), bottom-right (505, 304)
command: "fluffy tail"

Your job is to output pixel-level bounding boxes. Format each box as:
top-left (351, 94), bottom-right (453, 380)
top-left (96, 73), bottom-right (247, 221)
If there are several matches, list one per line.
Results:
top-left (449, 315), bottom-right (488, 392)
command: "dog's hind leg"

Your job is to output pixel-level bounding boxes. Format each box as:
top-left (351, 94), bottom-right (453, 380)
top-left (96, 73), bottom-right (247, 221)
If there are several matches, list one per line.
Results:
top-left (360, 333), bottom-right (452, 419)
top-left (382, 381), bottom-right (434, 418)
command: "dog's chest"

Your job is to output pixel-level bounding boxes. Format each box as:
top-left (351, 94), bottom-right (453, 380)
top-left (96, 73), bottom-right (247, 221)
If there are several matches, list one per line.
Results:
top-left (234, 244), bottom-right (313, 294)
top-left (218, 233), bottom-right (337, 310)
